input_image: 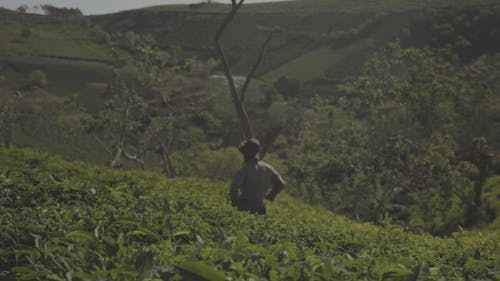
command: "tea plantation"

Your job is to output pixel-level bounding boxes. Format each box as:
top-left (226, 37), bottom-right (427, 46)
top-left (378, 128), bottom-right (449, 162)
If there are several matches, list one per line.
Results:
top-left (1, 148), bottom-right (499, 280)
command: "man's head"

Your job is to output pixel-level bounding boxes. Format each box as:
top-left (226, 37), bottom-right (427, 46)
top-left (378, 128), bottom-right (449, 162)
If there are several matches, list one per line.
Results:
top-left (239, 138), bottom-right (260, 160)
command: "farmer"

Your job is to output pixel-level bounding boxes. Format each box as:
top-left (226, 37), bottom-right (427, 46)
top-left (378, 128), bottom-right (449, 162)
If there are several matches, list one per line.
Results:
top-left (230, 138), bottom-right (285, 214)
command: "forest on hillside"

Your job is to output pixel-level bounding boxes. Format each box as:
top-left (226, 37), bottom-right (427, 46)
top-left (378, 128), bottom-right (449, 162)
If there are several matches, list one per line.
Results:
top-left (1, 0), bottom-right (500, 235)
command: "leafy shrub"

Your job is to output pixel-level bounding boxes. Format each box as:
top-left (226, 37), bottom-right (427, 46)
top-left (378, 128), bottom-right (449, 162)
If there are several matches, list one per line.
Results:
top-left (194, 147), bottom-right (242, 180)
top-left (482, 176), bottom-right (500, 229)
top-left (0, 147), bottom-right (499, 281)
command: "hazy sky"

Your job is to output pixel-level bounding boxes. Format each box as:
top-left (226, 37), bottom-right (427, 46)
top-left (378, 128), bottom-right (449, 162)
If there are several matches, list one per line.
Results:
top-left (0, 0), bottom-right (284, 15)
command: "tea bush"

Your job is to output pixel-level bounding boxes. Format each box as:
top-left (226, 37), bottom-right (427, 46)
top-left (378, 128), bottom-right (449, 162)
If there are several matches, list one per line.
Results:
top-left (1, 148), bottom-right (499, 280)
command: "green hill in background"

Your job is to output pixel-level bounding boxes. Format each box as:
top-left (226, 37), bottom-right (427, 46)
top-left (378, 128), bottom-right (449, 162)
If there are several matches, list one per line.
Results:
top-left (2, 0), bottom-right (500, 94)
top-left (93, 0), bottom-right (413, 80)
top-left (1, 147), bottom-right (499, 280)
top-left (3, 0), bottom-right (500, 101)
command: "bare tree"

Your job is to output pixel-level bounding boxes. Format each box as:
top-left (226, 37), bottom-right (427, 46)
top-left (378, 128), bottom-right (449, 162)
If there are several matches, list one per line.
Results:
top-left (85, 75), bottom-right (148, 170)
top-left (214, 0), bottom-right (273, 140)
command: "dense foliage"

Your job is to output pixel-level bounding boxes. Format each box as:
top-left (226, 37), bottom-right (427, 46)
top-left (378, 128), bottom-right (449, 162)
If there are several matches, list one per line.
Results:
top-left (1, 0), bottom-right (500, 238)
top-left (1, 148), bottom-right (499, 281)
top-left (282, 43), bottom-right (500, 235)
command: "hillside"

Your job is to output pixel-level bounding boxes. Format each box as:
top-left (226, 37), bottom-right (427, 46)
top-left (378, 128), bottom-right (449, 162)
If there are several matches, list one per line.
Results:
top-left (1, 0), bottom-right (500, 241)
top-left (92, 0), bottom-right (500, 86)
top-left (3, 0), bottom-right (500, 101)
top-left (92, 1), bottom-right (411, 79)
top-left (2, 0), bottom-right (500, 96)
top-left (1, 147), bottom-right (499, 280)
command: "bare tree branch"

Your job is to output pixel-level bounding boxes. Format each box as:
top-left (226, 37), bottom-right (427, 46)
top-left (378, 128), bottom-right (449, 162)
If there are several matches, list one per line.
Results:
top-left (214, 0), bottom-right (245, 97)
top-left (110, 146), bottom-right (122, 168)
top-left (159, 142), bottom-right (175, 177)
top-left (241, 31), bottom-right (275, 102)
top-left (122, 148), bottom-right (145, 169)
top-left (119, 100), bottom-right (131, 144)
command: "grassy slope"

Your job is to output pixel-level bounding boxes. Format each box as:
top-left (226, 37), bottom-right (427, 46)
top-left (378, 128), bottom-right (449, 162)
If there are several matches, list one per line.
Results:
top-left (1, 147), bottom-right (499, 280)
top-left (0, 11), bottom-right (130, 164)
top-left (3, 0), bottom-right (499, 93)
top-left (0, 19), bottom-right (109, 60)
top-left (263, 40), bottom-right (371, 83)
top-left (0, 10), bottom-right (118, 96)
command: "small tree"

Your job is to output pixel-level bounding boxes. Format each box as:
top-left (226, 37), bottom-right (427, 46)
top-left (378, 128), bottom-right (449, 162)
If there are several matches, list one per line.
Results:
top-left (85, 75), bottom-right (149, 169)
top-left (40, 5), bottom-right (82, 17)
top-left (144, 115), bottom-right (176, 177)
top-left (16, 5), bottom-right (28, 13)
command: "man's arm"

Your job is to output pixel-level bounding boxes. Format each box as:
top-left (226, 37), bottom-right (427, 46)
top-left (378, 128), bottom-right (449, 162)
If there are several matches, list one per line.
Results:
top-left (266, 168), bottom-right (285, 202)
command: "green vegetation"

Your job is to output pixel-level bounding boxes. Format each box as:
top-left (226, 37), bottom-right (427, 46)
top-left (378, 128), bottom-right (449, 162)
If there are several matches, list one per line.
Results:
top-left (282, 43), bottom-right (500, 235)
top-left (482, 176), bottom-right (500, 230)
top-left (0, 14), bottom-right (112, 60)
top-left (95, 0), bottom-right (500, 91)
top-left (264, 40), bottom-right (371, 83)
top-left (1, 148), bottom-right (499, 280)
top-left (1, 2), bottom-right (500, 278)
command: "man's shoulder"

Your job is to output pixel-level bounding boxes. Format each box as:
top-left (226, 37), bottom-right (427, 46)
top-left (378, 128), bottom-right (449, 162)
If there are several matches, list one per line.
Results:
top-left (257, 160), bottom-right (277, 171)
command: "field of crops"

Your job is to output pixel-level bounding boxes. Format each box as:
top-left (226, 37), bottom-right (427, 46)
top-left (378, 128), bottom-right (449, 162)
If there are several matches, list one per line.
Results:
top-left (0, 12), bottom-right (112, 61)
top-left (1, 148), bottom-right (499, 280)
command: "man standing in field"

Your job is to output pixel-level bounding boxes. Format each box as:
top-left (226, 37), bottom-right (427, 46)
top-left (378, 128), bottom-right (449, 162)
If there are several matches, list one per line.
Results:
top-left (230, 138), bottom-right (285, 214)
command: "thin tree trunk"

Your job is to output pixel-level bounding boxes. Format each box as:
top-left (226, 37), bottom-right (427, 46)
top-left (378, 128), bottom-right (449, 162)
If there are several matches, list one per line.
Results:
top-left (122, 148), bottom-right (145, 169)
top-left (110, 146), bottom-right (123, 168)
top-left (159, 142), bottom-right (174, 177)
top-left (214, 0), bottom-right (253, 139)
top-left (214, 0), bottom-right (274, 140)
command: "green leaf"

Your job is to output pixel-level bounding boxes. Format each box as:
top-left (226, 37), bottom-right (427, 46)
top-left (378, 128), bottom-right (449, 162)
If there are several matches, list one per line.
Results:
top-left (47, 273), bottom-right (64, 281)
top-left (137, 226), bottom-right (161, 241)
top-left (12, 267), bottom-right (47, 280)
top-left (175, 261), bottom-right (226, 281)
top-left (65, 230), bottom-right (95, 243)
top-left (70, 271), bottom-right (93, 281)
top-left (381, 265), bottom-right (413, 281)
top-left (113, 219), bottom-right (140, 227)
top-left (174, 230), bottom-right (191, 237)
top-left (20, 271), bottom-right (47, 281)
top-left (312, 263), bottom-right (325, 272)
top-left (128, 227), bottom-right (161, 241)
top-left (12, 266), bottom-right (34, 273)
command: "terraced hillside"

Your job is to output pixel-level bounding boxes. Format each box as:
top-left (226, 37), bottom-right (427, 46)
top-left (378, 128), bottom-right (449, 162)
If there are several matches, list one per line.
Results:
top-left (1, 147), bottom-right (499, 280)
top-left (92, 2), bottom-right (410, 80)
top-left (0, 9), bottom-right (121, 96)
top-left (2, 0), bottom-right (500, 98)
top-left (93, 0), bottom-right (500, 86)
